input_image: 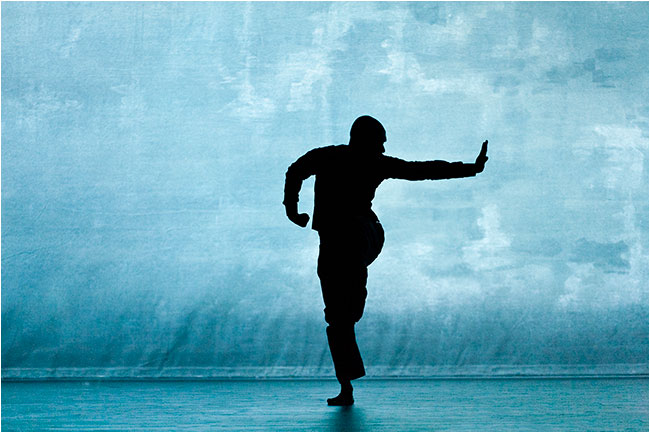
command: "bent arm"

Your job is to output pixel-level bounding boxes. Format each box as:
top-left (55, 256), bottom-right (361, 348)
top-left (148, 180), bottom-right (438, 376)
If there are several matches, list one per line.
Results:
top-left (283, 149), bottom-right (318, 227)
top-left (283, 149), bottom-right (317, 205)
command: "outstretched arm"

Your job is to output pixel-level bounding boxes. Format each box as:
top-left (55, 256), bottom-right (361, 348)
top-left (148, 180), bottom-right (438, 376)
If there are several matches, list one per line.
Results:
top-left (283, 149), bottom-right (318, 228)
top-left (384, 140), bottom-right (488, 180)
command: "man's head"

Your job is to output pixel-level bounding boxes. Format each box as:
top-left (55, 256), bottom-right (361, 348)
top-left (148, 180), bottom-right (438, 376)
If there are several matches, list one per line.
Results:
top-left (349, 115), bottom-right (386, 154)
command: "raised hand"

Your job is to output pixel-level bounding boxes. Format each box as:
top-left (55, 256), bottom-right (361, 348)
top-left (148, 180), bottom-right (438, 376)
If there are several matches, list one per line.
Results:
top-left (475, 140), bottom-right (488, 173)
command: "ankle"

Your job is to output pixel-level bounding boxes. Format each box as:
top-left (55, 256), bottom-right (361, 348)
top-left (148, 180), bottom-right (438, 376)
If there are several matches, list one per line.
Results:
top-left (340, 381), bottom-right (353, 394)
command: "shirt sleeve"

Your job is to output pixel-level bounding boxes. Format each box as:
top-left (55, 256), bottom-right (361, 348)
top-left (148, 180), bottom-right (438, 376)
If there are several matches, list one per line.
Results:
top-left (381, 155), bottom-right (478, 181)
top-left (283, 148), bottom-right (321, 206)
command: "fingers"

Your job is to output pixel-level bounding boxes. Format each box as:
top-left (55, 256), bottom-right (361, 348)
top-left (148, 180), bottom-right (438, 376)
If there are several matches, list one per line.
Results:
top-left (479, 140), bottom-right (488, 157)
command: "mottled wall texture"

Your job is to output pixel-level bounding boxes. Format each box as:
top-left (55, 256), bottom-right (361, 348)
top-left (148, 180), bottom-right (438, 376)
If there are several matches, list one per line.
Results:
top-left (2, 2), bottom-right (648, 378)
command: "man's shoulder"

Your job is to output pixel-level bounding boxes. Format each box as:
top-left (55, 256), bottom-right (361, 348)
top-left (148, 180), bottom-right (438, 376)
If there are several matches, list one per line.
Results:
top-left (314, 144), bottom-right (347, 153)
top-left (303, 144), bottom-right (348, 159)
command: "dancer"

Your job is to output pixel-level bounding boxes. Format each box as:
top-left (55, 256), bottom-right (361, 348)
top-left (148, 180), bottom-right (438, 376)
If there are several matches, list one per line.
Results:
top-left (283, 115), bottom-right (488, 405)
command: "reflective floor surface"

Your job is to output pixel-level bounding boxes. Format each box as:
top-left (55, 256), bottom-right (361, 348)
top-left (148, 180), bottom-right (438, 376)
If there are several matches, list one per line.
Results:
top-left (2, 378), bottom-right (648, 431)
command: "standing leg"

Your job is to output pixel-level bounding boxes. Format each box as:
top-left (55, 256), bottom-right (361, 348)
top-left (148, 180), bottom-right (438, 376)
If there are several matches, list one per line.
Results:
top-left (317, 229), bottom-right (368, 405)
top-left (326, 323), bottom-right (366, 381)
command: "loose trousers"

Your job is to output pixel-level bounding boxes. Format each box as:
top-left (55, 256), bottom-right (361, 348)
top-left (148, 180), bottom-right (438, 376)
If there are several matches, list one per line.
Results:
top-left (317, 216), bottom-right (384, 382)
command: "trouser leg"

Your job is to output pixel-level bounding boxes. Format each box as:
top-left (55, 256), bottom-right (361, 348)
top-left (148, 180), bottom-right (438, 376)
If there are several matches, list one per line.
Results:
top-left (318, 230), bottom-right (368, 382)
top-left (326, 323), bottom-right (366, 381)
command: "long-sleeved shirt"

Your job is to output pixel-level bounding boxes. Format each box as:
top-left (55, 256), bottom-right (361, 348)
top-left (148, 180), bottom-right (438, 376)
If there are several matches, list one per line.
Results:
top-left (283, 144), bottom-right (478, 231)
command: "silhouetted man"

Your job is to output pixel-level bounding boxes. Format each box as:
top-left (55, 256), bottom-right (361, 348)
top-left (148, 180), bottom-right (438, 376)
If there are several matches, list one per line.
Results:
top-left (283, 115), bottom-right (488, 405)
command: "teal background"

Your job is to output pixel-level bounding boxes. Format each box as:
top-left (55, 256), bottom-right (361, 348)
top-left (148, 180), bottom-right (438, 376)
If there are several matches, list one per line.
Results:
top-left (2, 2), bottom-right (648, 377)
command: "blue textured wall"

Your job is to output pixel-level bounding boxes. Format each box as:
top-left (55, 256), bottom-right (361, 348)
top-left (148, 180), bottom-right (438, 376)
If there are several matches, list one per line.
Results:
top-left (2, 2), bottom-right (648, 378)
